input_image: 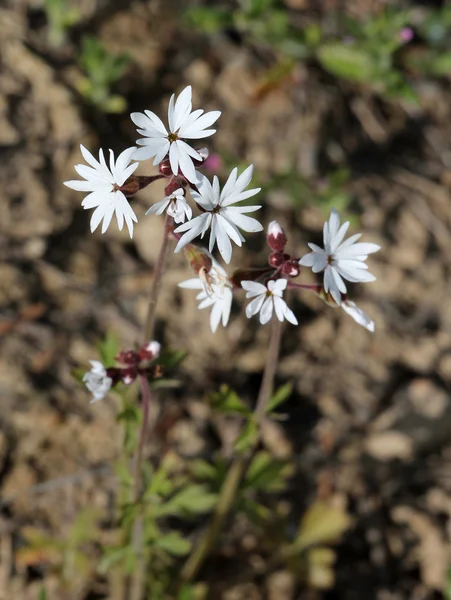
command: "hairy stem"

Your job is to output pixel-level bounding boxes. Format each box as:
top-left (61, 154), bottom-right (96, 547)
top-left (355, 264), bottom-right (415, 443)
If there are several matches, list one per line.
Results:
top-left (143, 213), bottom-right (172, 343)
top-left (181, 317), bottom-right (284, 582)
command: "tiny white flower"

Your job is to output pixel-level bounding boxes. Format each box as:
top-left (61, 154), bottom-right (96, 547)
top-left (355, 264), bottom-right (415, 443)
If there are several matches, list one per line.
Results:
top-left (143, 341), bottom-right (161, 357)
top-left (174, 167), bottom-right (263, 264)
top-left (64, 145), bottom-right (139, 238)
top-left (341, 300), bottom-right (375, 332)
top-left (178, 260), bottom-right (233, 333)
top-left (146, 188), bottom-right (192, 224)
top-left (299, 209), bottom-right (380, 305)
top-left (83, 360), bottom-right (112, 403)
top-left (131, 86), bottom-right (220, 183)
top-left (242, 279), bottom-right (298, 325)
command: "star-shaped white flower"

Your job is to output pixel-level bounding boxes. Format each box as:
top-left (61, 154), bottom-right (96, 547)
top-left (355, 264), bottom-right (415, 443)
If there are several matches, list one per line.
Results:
top-left (341, 300), bottom-right (375, 332)
top-left (242, 279), bottom-right (298, 325)
top-left (174, 167), bottom-right (262, 264)
top-left (299, 209), bottom-right (380, 305)
top-left (64, 145), bottom-right (139, 238)
top-left (83, 360), bottom-right (112, 403)
top-left (145, 188), bottom-right (192, 224)
top-left (131, 86), bottom-right (221, 183)
top-left (178, 261), bottom-right (233, 333)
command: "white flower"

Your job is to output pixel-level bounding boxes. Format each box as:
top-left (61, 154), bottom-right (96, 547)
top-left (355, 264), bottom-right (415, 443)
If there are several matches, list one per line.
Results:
top-left (174, 167), bottom-right (263, 264)
top-left (145, 188), bottom-right (192, 224)
top-left (64, 145), bottom-right (139, 238)
top-left (299, 209), bottom-right (380, 305)
top-left (131, 86), bottom-right (220, 183)
top-left (178, 261), bottom-right (233, 333)
top-left (83, 360), bottom-right (112, 403)
top-left (242, 279), bottom-right (298, 325)
top-left (341, 300), bottom-right (375, 332)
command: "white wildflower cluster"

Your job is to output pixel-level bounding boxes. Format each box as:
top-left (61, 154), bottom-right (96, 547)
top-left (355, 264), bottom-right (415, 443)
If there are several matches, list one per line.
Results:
top-left (67, 85), bottom-right (380, 395)
top-left (64, 86), bottom-right (262, 265)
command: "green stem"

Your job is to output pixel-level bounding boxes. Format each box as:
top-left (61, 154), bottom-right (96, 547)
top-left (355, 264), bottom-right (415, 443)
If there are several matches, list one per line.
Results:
top-left (181, 317), bottom-right (284, 582)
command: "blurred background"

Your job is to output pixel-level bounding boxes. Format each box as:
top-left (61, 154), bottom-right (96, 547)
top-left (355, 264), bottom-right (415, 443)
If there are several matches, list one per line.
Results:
top-left (1, 0), bottom-right (451, 598)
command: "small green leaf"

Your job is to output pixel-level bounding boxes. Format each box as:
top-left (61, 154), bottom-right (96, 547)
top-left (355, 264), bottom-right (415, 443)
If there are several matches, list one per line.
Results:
top-left (190, 459), bottom-right (218, 481)
top-left (209, 385), bottom-right (250, 415)
top-left (96, 330), bottom-right (119, 367)
top-left (103, 95), bottom-right (127, 114)
top-left (266, 382), bottom-right (293, 414)
top-left (317, 43), bottom-right (375, 82)
top-left (37, 586), bottom-right (47, 600)
top-left (157, 485), bottom-right (217, 517)
top-left (155, 531), bottom-right (191, 556)
top-left (295, 502), bottom-right (351, 552)
top-left (234, 418), bottom-right (258, 452)
top-left (244, 451), bottom-right (291, 492)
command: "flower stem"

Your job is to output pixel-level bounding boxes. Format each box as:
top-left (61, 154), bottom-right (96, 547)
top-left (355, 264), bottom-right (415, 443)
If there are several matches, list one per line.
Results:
top-left (143, 213), bottom-right (172, 343)
top-left (181, 317), bottom-right (284, 582)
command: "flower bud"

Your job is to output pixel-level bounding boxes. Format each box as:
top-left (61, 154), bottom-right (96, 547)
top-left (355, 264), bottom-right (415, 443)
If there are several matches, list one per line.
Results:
top-left (268, 252), bottom-right (285, 268)
top-left (138, 341), bottom-right (161, 361)
top-left (159, 158), bottom-right (172, 177)
top-left (119, 175), bottom-right (164, 197)
top-left (121, 366), bottom-right (138, 385)
top-left (183, 244), bottom-right (213, 275)
top-left (267, 221), bottom-right (287, 252)
top-left (282, 259), bottom-right (301, 278)
top-left (116, 350), bottom-right (139, 366)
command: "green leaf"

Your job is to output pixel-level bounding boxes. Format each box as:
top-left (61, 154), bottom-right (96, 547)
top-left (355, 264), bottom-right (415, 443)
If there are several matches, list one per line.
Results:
top-left (37, 586), bottom-right (47, 600)
top-left (103, 95), bottom-right (127, 114)
top-left (158, 348), bottom-right (188, 369)
top-left (244, 451), bottom-right (291, 492)
top-left (266, 382), bottom-right (293, 414)
top-left (189, 459), bottom-right (218, 481)
top-left (98, 546), bottom-right (136, 575)
top-left (155, 531), bottom-right (191, 556)
top-left (157, 485), bottom-right (217, 517)
top-left (234, 417), bottom-right (258, 453)
top-left (294, 501), bottom-right (351, 552)
top-left (209, 385), bottom-right (250, 416)
top-left (317, 43), bottom-right (375, 82)
top-left (96, 330), bottom-right (119, 367)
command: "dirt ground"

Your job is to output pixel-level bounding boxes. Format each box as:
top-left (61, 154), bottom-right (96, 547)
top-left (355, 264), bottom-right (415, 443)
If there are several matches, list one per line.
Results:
top-left (1, 0), bottom-right (451, 599)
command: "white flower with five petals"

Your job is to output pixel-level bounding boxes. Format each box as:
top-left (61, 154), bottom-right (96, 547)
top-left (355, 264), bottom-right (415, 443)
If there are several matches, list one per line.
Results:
top-left (64, 145), bottom-right (139, 238)
top-left (83, 361), bottom-right (112, 403)
top-left (145, 188), bottom-right (192, 224)
top-left (299, 209), bottom-right (380, 305)
top-left (178, 261), bottom-right (233, 333)
top-left (174, 167), bottom-right (262, 264)
top-left (131, 86), bottom-right (220, 183)
top-left (242, 279), bottom-right (298, 325)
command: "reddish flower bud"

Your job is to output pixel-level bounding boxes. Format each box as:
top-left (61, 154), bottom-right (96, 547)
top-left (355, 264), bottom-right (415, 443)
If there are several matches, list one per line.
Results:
top-left (121, 366), bottom-right (138, 385)
top-left (268, 252), bottom-right (285, 268)
top-left (159, 159), bottom-right (172, 177)
top-left (119, 175), bottom-right (165, 197)
top-left (105, 367), bottom-right (122, 385)
top-left (282, 259), bottom-right (301, 278)
top-left (116, 350), bottom-right (139, 366)
top-left (138, 341), bottom-right (161, 362)
top-left (267, 221), bottom-right (287, 252)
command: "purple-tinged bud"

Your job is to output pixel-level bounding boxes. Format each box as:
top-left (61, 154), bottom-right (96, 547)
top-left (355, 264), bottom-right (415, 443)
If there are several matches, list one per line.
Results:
top-left (116, 350), bottom-right (139, 366)
top-left (138, 341), bottom-right (161, 362)
top-left (267, 221), bottom-right (287, 252)
top-left (193, 147), bottom-right (209, 165)
top-left (159, 159), bottom-right (172, 177)
top-left (105, 367), bottom-right (122, 386)
top-left (203, 153), bottom-right (222, 173)
top-left (268, 252), bottom-right (285, 268)
top-left (119, 175), bottom-right (165, 197)
top-left (282, 259), bottom-right (301, 278)
top-left (121, 366), bottom-right (138, 385)
top-left (164, 177), bottom-right (186, 197)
